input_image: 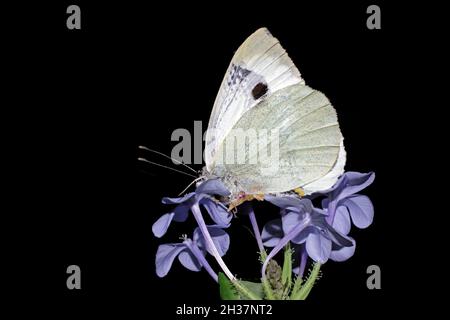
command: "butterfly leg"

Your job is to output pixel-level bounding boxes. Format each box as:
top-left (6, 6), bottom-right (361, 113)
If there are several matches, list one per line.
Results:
top-left (228, 193), bottom-right (265, 211)
top-left (253, 194), bottom-right (265, 201)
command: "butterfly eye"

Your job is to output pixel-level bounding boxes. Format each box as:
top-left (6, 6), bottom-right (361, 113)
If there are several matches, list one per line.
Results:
top-left (251, 82), bottom-right (268, 99)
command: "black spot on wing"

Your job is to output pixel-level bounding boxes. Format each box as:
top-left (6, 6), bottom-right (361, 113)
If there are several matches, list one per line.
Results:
top-left (252, 82), bottom-right (268, 100)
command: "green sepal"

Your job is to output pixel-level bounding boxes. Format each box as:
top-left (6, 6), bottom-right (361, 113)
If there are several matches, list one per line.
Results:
top-left (281, 244), bottom-right (292, 287)
top-left (238, 280), bottom-right (264, 300)
top-left (291, 262), bottom-right (321, 300)
top-left (219, 272), bottom-right (263, 300)
top-left (219, 272), bottom-right (240, 300)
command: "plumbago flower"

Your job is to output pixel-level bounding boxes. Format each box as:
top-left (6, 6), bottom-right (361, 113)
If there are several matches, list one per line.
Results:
top-left (156, 226), bottom-right (230, 282)
top-left (261, 197), bottom-right (353, 264)
top-left (152, 178), bottom-right (238, 282)
top-left (322, 171), bottom-right (375, 261)
top-left (152, 179), bottom-right (232, 238)
top-left (263, 172), bottom-right (374, 260)
top-left (151, 172), bottom-right (375, 300)
top-left (261, 171), bottom-right (375, 294)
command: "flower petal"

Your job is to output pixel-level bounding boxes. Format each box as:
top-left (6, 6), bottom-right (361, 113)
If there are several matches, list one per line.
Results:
top-left (155, 243), bottom-right (186, 277)
top-left (200, 198), bottom-right (231, 227)
top-left (321, 197), bottom-right (329, 209)
top-left (194, 226), bottom-right (230, 257)
top-left (334, 172), bottom-right (375, 201)
top-left (281, 211), bottom-right (303, 235)
top-left (311, 208), bottom-right (354, 247)
top-left (291, 225), bottom-right (315, 244)
top-left (292, 244), bottom-right (307, 275)
top-left (178, 250), bottom-right (203, 271)
top-left (333, 205), bottom-right (351, 235)
top-left (152, 213), bottom-right (175, 238)
top-left (173, 204), bottom-right (190, 222)
top-left (279, 201), bottom-right (313, 235)
top-left (261, 215), bottom-right (311, 279)
top-left (306, 232), bottom-right (332, 263)
top-left (161, 192), bottom-right (195, 204)
top-left (262, 219), bottom-right (283, 247)
top-left (322, 223), bottom-right (353, 247)
top-left (196, 178), bottom-right (230, 196)
top-left (330, 237), bottom-right (356, 262)
top-left (342, 195), bottom-right (374, 229)
top-left (265, 195), bottom-right (304, 209)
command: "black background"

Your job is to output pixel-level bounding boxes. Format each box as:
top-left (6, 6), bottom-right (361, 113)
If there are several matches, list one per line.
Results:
top-left (6, 0), bottom-right (433, 316)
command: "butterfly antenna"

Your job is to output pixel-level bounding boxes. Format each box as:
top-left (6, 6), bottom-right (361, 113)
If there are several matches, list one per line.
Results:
top-left (178, 176), bottom-right (204, 196)
top-left (138, 157), bottom-right (197, 178)
top-left (138, 146), bottom-right (198, 174)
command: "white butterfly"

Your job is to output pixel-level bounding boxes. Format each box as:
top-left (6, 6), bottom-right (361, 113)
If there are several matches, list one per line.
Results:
top-left (203, 28), bottom-right (346, 204)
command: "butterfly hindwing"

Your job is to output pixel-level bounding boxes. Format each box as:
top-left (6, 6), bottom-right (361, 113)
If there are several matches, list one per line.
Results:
top-left (211, 84), bottom-right (345, 195)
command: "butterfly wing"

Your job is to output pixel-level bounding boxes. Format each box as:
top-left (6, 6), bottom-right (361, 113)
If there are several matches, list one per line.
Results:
top-left (204, 28), bottom-right (304, 171)
top-left (211, 83), bottom-right (345, 195)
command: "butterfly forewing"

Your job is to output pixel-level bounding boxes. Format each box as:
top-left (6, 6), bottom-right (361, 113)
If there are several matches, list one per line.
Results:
top-left (204, 28), bottom-right (304, 171)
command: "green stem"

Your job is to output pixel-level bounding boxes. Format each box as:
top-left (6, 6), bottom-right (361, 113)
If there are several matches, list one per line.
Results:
top-left (259, 250), bottom-right (267, 265)
top-left (262, 278), bottom-right (276, 300)
top-left (281, 244), bottom-right (293, 299)
top-left (281, 244), bottom-right (292, 287)
top-left (259, 251), bottom-right (276, 299)
top-left (291, 275), bottom-right (303, 298)
top-left (291, 262), bottom-right (321, 300)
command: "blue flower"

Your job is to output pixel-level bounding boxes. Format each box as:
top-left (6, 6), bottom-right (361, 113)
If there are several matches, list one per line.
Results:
top-left (262, 171), bottom-right (375, 264)
top-left (152, 179), bottom-right (232, 238)
top-left (262, 196), bottom-right (353, 264)
top-left (156, 225), bottom-right (230, 282)
top-left (321, 171), bottom-right (375, 261)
